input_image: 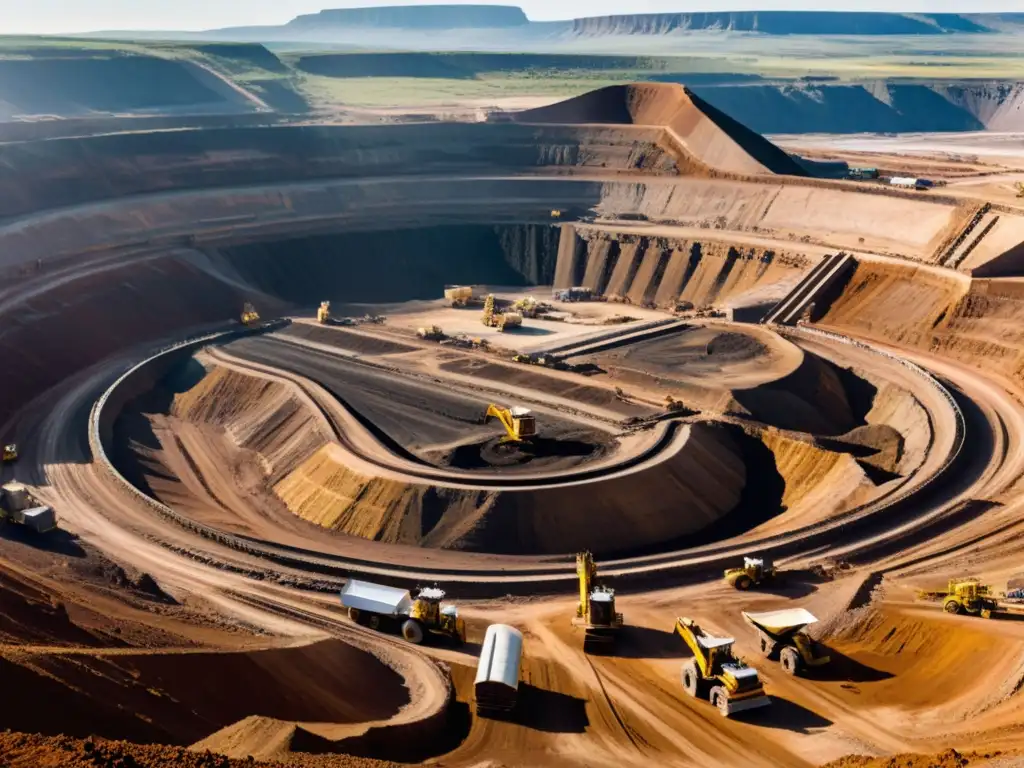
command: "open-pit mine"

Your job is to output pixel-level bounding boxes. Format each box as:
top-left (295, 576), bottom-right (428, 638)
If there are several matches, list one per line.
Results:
top-left (5, 80), bottom-right (1024, 768)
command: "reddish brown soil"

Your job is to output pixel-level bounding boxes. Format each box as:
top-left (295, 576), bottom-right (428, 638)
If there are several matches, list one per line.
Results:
top-left (821, 749), bottom-right (1016, 768)
top-left (0, 732), bottom-right (406, 768)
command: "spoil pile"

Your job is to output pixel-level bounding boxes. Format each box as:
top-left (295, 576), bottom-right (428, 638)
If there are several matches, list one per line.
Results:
top-left (507, 83), bottom-right (807, 176)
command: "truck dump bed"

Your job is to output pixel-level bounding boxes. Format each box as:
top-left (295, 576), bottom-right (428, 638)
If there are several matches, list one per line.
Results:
top-left (18, 507), bottom-right (56, 533)
top-left (339, 580), bottom-right (412, 617)
top-left (742, 608), bottom-right (818, 636)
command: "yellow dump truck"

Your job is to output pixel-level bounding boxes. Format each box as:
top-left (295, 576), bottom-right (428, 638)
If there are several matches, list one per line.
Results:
top-left (742, 608), bottom-right (830, 676)
top-left (675, 617), bottom-right (770, 717)
top-left (918, 579), bottom-right (998, 618)
top-left (444, 285), bottom-right (475, 307)
top-left (340, 579), bottom-right (465, 645)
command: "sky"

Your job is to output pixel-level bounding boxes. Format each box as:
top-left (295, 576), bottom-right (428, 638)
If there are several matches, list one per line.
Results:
top-left (6, 0), bottom-right (1024, 33)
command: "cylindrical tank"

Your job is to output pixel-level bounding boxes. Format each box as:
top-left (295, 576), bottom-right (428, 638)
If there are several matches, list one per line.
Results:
top-left (474, 623), bottom-right (523, 717)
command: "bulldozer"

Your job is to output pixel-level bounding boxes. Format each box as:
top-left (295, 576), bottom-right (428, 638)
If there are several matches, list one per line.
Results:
top-left (742, 608), bottom-right (830, 676)
top-left (240, 302), bottom-right (261, 326)
top-left (572, 551), bottom-right (623, 648)
top-left (725, 557), bottom-right (778, 590)
top-left (417, 325), bottom-right (445, 341)
top-left (317, 301), bottom-right (331, 324)
top-left (674, 617), bottom-right (770, 717)
top-left (484, 404), bottom-right (536, 444)
top-left (918, 579), bottom-right (998, 618)
top-left (2, 444), bottom-right (18, 463)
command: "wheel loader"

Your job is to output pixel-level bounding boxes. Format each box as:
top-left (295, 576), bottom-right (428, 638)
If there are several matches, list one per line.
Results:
top-left (742, 608), bottom-right (830, 676)
top-left (918, 579), bottom-right (998, 618)
top-left (340, 579), bottom-right (465, 645)
top-left (725, 557), bottom-right (777, 590)
top-left (674, 617), bottom-right (770, 717)
top-left (572, 551), bottom-right (623, 649)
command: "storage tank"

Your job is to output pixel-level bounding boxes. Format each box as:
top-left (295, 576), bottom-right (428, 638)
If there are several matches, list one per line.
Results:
top-left (475, 623), bottom-right (523, 717)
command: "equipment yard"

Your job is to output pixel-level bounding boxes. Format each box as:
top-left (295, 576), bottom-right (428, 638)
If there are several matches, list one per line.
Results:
top-left (5, 63), bottom-right (1024, 768)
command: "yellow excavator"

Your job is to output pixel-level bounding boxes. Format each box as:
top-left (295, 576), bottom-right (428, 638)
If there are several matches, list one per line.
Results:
top-left (240, 302), bottom-right (261, 326)
top-left (484, 404), bottom-right (536, 443)
top-left (572, 551), bottom-right (623, 648)
top-left (675, 617), bottom-right (770, 717)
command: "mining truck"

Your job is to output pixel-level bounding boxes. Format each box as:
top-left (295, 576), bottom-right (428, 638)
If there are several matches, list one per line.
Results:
top-left (919, 579), bottom-right (998, 618)
top-left (240, 302), bottom-right (260, 326)
top-left (725, 557), bottom-right (778, 590)
top-left (675, 617), bottom-right (770, 717)
top-left (340, 579), bottom-right (466, 645)
top-left (572, 551), bottom-right (623, 649)
top-left (743, 608), bottom-right (830, 676)
top-left (444, 285), bottom-right (475, 307)
top-left (0, 482), bottom-right (57, 534)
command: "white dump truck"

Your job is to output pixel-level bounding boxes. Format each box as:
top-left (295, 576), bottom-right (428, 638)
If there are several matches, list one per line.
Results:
top-left (1, 482), bottom-right (57, 534)
top-left (340, 579), bottom-right (466, 645)
top-left (475, 623), bottom-right (524, 717)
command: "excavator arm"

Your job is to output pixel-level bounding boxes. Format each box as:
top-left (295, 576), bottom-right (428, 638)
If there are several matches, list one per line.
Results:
top-left (675, 618), bottom-right (711, 678)
top-left (485, 404), bottom-right (522, 443)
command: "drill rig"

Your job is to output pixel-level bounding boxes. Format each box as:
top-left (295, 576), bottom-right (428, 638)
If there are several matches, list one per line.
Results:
top-left (572, 551), bottom-right (623, 649)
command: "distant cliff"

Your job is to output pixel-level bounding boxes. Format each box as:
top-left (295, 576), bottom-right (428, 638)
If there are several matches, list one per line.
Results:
top-left (568, 12), bottom-right (994, 36)
top-left (287, 5), bottom-right (529, 29)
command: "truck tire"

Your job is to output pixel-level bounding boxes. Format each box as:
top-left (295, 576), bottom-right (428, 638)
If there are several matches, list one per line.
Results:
top-left (347, 607), bottom-right (362, 624)
top-left (780, 647), bottom-right (801, 676)
top-left (759, 636), bottom-right (774, 658)
top-left (402, 619), bottom-right (425, 645)
top-left (368, 614), bottom-right (382, 630)
top-left (681, 661), bottom-right (700, 698)
top-left (734, 575), bottom-right (752, 590)
top-left (709, 686), bottom-right (729, 717)
top-left (944, 599), bottom-right (962, 615)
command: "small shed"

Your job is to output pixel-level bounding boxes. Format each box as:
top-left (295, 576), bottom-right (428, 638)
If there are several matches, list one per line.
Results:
top-left (474, 624), bottom-right (524, 716)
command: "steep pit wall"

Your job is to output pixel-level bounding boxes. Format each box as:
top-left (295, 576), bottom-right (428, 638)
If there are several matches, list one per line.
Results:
top-left (275, 423), bottom-right (746, 556)
top-left (0, 640), bottom-right (408, 747)
top-left (595, 179), bottom-right (959, 260)
top-left (0, 122), bottom-right (679, 220)
top-left (559, 229), bottom-right (813, 314)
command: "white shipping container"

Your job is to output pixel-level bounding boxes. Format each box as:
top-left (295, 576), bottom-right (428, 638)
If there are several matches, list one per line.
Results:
top-left (475, 623), bottom-right (524, 716)
top-left (339, 579), bottom-right (413, 617)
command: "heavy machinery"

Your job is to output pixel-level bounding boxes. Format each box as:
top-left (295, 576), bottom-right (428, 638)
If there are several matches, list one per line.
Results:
top-left (550, 209), bottom-right (563, 218)
top-left (552, 286), bottom-right (593, 303)
top-left (481, 295), bottom-right (523, 332)
top-left (572, 551), bottom-right (623, 648)
top-left (0, 482), bottom-right (57, 534)
top-left (444, 285), bottom-right (475, 307)
top-left (1015, 181), bottom-right (1024, 199)
top-left (674, 617), bottom-right (770, 717)
top-left (512, 296), bottom-right (540, 318)
top-left (2, 444), bottom-right (17, 463)
top-left (485, 404), bottom-right (536, 443)
top-left (317, 301), bottom-right (331, 324)
top-left (340, 579), bottom-right (466, 645)
top-left (742, 608), bottom-right (830, 676)
top-left (725, 557), bottom-right (778, 590)
top-left (417, 325), bottom-right (445, 341)
top-left (240, 302), bottom-right (260, 326)
top-left (918, 579), bottom-right (998, 618)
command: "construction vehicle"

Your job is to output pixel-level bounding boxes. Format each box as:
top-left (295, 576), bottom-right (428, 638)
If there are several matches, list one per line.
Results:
top-left (674, 617), bottom-right (770, 717)
top-left (444, 285), bottom-right (475, 307)
top-left (1016, 181), bottom-right (1024, 199)
top-left (0, 482), bottom-right (57, 534)
top-left (918, 579), bottom-right (998, 618)
top-left (317, 301), bottom-right (331, 324)
top-left (240, 302), bottom-right (260, 326)
top-left (512, 297), bottom-right (540, 318)
top-left (417, 325), bottom-right (445, 341)
top-left (725, 557), bottom-right (778, 590)
top-left (743, 609), bottom-right (830, 676)
top-left (340, 579), bottom-right (466, 645)
top-left (2, 444), bottom-right (18, 463)
top-left (572, 551), bottom-right (623, 648)
top-left (482, 295), bottom-right (523, 332)
top-left (485, 404), bottom-right (536, 443)
top-left (552, 286), bottom-right (593, 303)
top-left (550, 209), bottom-right (563, 218)
top-left (665, 395), bottom-right (687, 412)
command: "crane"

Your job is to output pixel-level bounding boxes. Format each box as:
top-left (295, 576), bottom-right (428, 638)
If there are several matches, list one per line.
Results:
top-left (484, 404), bottom-right (536, 443)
